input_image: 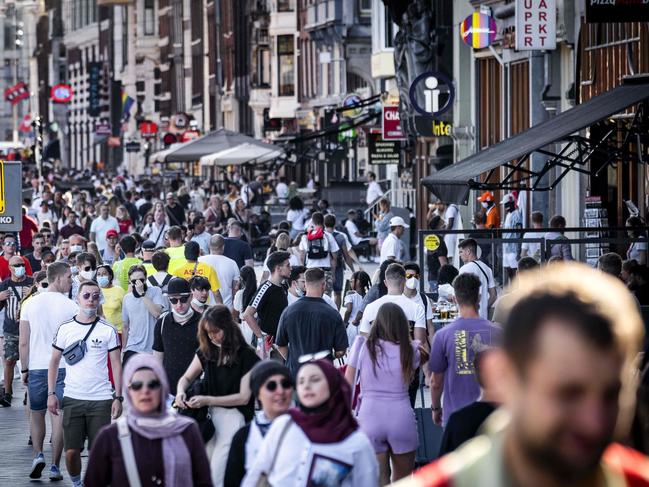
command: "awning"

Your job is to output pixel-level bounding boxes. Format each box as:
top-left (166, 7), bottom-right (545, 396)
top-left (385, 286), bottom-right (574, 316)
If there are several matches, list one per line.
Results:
top-left (150, 143), bottom-right (187, 163)
top-left (161, 128), bottom-right (280, 163)
top-left (200, 143), bottom-right (283, 167)
top-left (422, 79), bottom-right (649, 204)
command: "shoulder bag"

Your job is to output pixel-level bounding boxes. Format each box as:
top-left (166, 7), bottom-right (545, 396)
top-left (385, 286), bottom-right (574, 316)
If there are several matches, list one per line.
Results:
top-left (256, 419), bottom-right (292, 487)
top-left (116, 416), bottom-right (143, 487)
top-left (62, 319), bottom-right (98, 366)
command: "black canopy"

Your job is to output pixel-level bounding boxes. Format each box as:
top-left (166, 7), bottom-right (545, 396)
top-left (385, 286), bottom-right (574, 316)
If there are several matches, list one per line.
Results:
top-left (422, 79), bottom-right (649, 204)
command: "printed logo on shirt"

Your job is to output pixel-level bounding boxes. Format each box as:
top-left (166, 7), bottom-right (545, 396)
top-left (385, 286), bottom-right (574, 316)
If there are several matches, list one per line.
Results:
top-left (90, 338), bottom-right (103, 349)
top-left (454, 330), bottom-right (489, 376)
top-left (307, 453), bottom-right (352, 487)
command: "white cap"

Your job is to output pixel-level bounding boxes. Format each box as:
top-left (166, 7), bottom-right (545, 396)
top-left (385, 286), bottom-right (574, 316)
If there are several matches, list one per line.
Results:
top-left (500, 193), bottom-right (516, 205)
top-left (389, 216), bottom-right (410, 228)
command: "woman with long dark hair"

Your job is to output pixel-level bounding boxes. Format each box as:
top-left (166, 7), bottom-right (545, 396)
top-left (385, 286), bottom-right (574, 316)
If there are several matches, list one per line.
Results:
top-left (176, 305), bottom-right (260, 487)
top-left (232, 266), bottom-right (258, 342)
top-left (344, 302), bottom-right (420, 484)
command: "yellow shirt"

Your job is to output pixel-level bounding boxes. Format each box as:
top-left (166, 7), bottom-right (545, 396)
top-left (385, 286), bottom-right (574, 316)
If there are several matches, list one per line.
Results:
top-left (101, 285), bottom-right (126, 333)
top-left (165, 245), bottom-right (186, 275)
top-left (172, 261), bottom-right (221, 292)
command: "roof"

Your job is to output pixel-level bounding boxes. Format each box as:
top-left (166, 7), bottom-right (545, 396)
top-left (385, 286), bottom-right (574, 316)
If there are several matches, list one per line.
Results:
top-left (422, 80), bottom-right (649, 204)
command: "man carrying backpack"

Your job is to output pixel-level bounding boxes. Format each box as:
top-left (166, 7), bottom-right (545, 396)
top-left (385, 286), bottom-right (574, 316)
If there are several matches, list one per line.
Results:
top-left (298, 212), bottom-right (339, 297)
top-left (324, 214), bottom-right (362, 309)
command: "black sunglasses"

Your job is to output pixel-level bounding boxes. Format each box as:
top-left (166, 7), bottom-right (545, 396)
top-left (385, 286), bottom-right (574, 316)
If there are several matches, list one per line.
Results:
top-left (11, 264), bottom-right (24, 268)
top-left (128, 379), bottom-right (161, 391)
top-left (81, 292), bottom-right (101, 301)
top-left (265, 378), bottom-right (292, 392)
top-left (169, 295), bottom-right (190, 304)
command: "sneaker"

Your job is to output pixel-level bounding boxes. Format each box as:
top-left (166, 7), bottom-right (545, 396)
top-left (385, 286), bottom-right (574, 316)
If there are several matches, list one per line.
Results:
top-left (49, 465), bottom-right (63, 481)
top-left (29, 453), bottom-right (46, 479)
top-left (72, 481), bottom-right (83, 487)
top-left (0, 393), bottom-right (12, 407)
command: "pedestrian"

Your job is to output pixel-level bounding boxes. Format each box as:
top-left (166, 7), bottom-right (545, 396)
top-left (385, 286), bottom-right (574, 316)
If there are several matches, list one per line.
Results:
top-left (429, 273), bottom-right (501, 427)
top-left (176, 305), bottom-right (260, 487)
top-left (275, 268), bottom-right (348, 377)
top-left (173, 241), bottom-right (222, 302)
top-left (501, 193), bottom-right (523, 282)
top-left (100, 229), bottom-right (119, 266)
top-left (70, 252), bottom-right (99, 300)
top-left (345, 209), bottom-right (377, 260)
top-left (520, 211), bottom-right (544, 262)
top-left (395, 263), bottom-right (647, 487)
top-left (165, 192), bottom-right (186, 226)
top-left (379, 216), bottom-right (409, 263)
top-left (121, 264), bottom-right (165, 365)
top-left (375, 198), bottom-right (394, 251)
top-left (437, 200), bottom-right (464, 268)
top-left (477, 191), bottom-right (500, 229)
top-left (224, 220), bottom-right (254, 269)
top-left (140, 238), bottom-right (157, 275)
top-left (232, 265), bottom-right (257, 327)
top-left (24, 232), bottom-right (45, 272)
top-left (191, 215), bottom-right (212, 255)
top-left (286, 196), bottom-right (309, 240)
top-left (325, 213), bottom-right (362, 308)
top-left (436, 264), bottom-right (459, 302)
top-left (48, 280), bottom-right (123, 487)
top-left (242, 359), bottom-right (379, 486)
top-left (164, 225), bottom-right (187, 274)
top-left (403, 262), bottom-right (434, 336)
top-left (298, 212), bottom-right (339, 295)
top-left (141, 206), bottom-right (168, 247)
top-left (598, 252), bottom-right (623, 279)
top-left (457, 238), bottom-right (496, 320)
top-left (147, 250), bottom-right (173, 294)
top-left (0, 255), bottom-right (34, 407)
top-left (84, 354), bottom-right (212, 486)
top-left (153, 277), bottom-right (201, 397)
top-left (343, 270), bottom-right (371, 347)
top-left (286, 265), bottom-right (338, 310)
top-left (544, 214), bottom-right (573, 260)
top-left (425, 215), bottom-right (448, 296)
top-left (19, 262), bottom-right (78, 481)
top-left (345, 303), bottom-right (420, 484)
top-left (0, 233), bottom-right (33, 280)
top-left (112, 235), bottom-right (143, 291)
top-left (359, 258), bottom-right (397, 314)
top-left (366, 171), bottom-right (384, 206)
top-left (628, 263), bottom-right (649, 305)
top-left (626, 216), bottom-right (647, 266)
top-left (261, 232), bottom-right (300, 283)
top-left (89, 204), bottom-right (120, 254)
top-left (224, 361), bottom-right (294, 487)
top-left (242, 251), bottom-right (290, 351)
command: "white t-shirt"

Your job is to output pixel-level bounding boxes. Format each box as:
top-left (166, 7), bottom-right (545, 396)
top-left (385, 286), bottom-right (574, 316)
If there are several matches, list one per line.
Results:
top-left (405, 292), bottom-right (434, 321)
top-left (90, 216), bottom-right (120, 252)
top-left (343, 291), bottom-right (364, 325)
top-left (345, 220), bottom-right (366, 246)
top-left (299, 232), bottom-right (339, 269)
top-left (199, 254), bottom-right (240, 308)
top-left (444, 205), bottom-right (462, 261)
top-left (359, 294), bottom-right (426, 334)
top-left (458, 260), bottom-right (496, 320)
top-left (521, 231), bottom-right (545, 261)
top-left (21, 291), bottom-right (79, 370)
top-left (366, 181), bottom-right (384, 205)
top-left (286, 209), bottom-right (308, 233)
top-left (52, 317), bottom-right (119, 400)
top-left (287, 292), bottom-right (338, 311)
top-left (275, 182), bottom-right (289, 199)
top-left (380, 232), bottom-right (403, 263)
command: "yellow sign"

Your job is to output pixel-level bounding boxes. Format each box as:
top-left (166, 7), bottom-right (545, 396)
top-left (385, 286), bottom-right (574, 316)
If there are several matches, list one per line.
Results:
top-left (0, 161), bottom-right (5, 214)
top-left (424, 234), bottom-right (440, 251)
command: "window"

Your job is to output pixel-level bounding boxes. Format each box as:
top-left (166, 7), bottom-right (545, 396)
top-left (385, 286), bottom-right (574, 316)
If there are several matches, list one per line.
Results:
top-left (278, 0), bottom-right (295, 12)
top-left (358, 0), bottom-right (371, 14)
top-left (144, 0), bottom-right (155, 36)
top-left (384, 6), bottom-right (394, 48)
top-left (257, 48), bottom-right (270, 87)
top-left (277, 35), bottom-right (294, 96)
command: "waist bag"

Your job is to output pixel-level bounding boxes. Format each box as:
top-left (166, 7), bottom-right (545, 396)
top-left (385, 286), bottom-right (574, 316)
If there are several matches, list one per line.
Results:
top-left (62, 319), bottom-right (98, 366)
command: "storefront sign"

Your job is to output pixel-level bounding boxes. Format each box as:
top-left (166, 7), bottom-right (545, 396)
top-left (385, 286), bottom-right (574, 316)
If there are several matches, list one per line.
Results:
top-left (414, 117), bottom-right (453, 137)
top-left (342, 94), bottom-right (362, 117)
top-left (515, 0), bottom-right (556, 50)
top-left (125, 142), bottom-right (141, 153)
top-left (382, 106), bottom-right (405, 140)
top-left (88, 62), bottom-right (103, 118)
top-left (424, 234), bottom-right (441, 252)
top-left (139, 121), bottom-right (158, 138)
top-left (409, 71), bottom-right (455, 118)
top-left (50, 84), bottom-right (73, 103)
top-left (585, 1), bottom-right (649, 22)
top-left (368, 132), bottom-right (401, 165)
top-left (0, 162), bottom-right (23, 231)
top-left (461, 12), bottom-right (498, 49)
top-left (95, 122), bottom-right (111, 136)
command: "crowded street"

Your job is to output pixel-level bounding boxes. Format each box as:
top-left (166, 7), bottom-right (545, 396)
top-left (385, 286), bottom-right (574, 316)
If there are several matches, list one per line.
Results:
top-left (0, 1), bottom-right (648, 487)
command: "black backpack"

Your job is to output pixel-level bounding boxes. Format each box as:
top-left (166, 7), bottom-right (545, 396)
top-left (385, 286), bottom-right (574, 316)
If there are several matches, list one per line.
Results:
top-left (307, 234), bottom-right (329, 260)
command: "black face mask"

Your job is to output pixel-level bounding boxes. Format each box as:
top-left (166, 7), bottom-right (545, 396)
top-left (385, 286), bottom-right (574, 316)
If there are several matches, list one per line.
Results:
top-left (132, 280), bottom-right (148, 298)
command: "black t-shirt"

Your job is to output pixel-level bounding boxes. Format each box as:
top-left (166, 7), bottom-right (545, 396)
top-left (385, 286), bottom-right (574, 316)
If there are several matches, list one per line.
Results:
top-left (275, 297), bottom-right (348, 377)
top-left (25, 253), bottom-right (42, 273)
top-left (0, 277), bottom-right (33, 335)
top-left (152, 311), bottom-right (201, 395)
top-left (250, 280), bottom-right (288, 336)
top-left (165, 203), bottom-right (186, 226)
top-left (438, 401), bottom-right (496, 456)
top-left (197, 345), bottom-right (260, 421)
top-left (224, 238), bottom-right (253, 268)
top-left (425, 235), bottom-right (448, 280)
top-left (138, 201), bottom-right (153, 219)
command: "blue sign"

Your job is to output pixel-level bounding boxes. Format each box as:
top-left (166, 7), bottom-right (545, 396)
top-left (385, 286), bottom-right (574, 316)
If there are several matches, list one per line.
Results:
top-left (408, 71), bottom-right (455, 118)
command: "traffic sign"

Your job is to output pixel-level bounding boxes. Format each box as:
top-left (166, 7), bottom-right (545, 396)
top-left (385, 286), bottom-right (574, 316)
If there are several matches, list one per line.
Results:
top-left (50, 84), bottom-right (73, 103)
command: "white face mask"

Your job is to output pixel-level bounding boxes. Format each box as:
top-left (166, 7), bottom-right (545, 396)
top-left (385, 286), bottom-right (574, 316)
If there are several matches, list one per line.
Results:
top-left (191, 298), bottom-right (206, 308)
top-left (80, 307), bottom-right (98, 318)
top-left (70, 244), bottom-right (83, 253)
top-left (14, 266), bottom-right (26, 278)
top-left (481, 201), bottom-right (489, 209)
top-left (405, 277), bottom-right (419, 290)
top-left (80, 270), bottom-right (95, 281)
top-left (172, 307), bottom-right (194, 322)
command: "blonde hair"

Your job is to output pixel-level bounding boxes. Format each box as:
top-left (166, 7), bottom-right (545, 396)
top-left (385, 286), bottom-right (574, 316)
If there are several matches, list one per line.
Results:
top-left (276, 232), bottom-right (291, 251)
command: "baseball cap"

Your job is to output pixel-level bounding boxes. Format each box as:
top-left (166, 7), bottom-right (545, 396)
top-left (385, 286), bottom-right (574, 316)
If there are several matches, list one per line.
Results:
top-left (477, 191), bottom-right (494, 202)
top-left (389, 216), bottom-right (410, 228)
top-left (141, 240), bottom-right (156, 250)
top-left (106, 229), bottom-right (119, 238)
top-left (500, 193), bottom-right (516, 205)
top-left (167, 277), bottom-right (191, 296)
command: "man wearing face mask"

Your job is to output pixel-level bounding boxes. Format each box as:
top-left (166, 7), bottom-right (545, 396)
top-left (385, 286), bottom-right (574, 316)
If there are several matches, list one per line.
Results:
top-left (0, 256), bottom-right (34, 407)
top-left (153, 278), bottom-right (200, 396)
top-left (189, 276), bottom-right (211, 312)
top-left (477, 191), bottom-right (500, 229)
top-left (403, 262), bottom-right (434, 335)
top-left (70, 253), bottom-right (99, 301)
top-left (48, 280), bottom-right (122, 487)
top-left (68, 234), bottom-right (86, 255)
top-left (0, 234), bottom-right (33, 281)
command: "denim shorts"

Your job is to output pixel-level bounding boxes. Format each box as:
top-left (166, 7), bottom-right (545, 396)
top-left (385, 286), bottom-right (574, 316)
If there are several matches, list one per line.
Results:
top-left (28, 368), bottom-right (65, 412)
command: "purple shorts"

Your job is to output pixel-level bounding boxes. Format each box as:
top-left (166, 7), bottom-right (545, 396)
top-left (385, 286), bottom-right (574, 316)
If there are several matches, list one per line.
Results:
top-left (357, 395), bottom-right (418, 454)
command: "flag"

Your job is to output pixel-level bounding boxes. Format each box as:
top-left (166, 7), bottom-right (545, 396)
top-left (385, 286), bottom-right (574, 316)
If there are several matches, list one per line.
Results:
top-left (4, 82), bottom-right (29, 106)
top-left (121, 92), bottom-right (135, 121)
top-left (19, 113), bottom-right (33, 133)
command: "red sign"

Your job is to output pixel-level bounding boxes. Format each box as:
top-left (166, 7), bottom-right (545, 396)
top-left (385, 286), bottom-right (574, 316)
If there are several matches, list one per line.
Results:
top-left (162, 133), bottom-right (178, 146)
top-left (139, 121), bottom-right (158, 138)
top-left (4, 82), bottom-right (29, 106)
top-left (50, 84), bottom-right (73, 103)
top-left (382, 106), bottom-right (405, 140)
top-left (180, 130), bottom-right (200, 142)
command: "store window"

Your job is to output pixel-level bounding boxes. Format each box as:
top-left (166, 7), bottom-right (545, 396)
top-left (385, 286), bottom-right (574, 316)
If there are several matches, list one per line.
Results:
top-left (278, 35), bottom-right (295, 96)
top-left (257, 48), bottom-right (270, 87)
top-left (278, 0), bottom-right (295, 12)
top-left (144, 0), bottom-right (155, 36)
top-left (359, 0), bottom-right (371, 15)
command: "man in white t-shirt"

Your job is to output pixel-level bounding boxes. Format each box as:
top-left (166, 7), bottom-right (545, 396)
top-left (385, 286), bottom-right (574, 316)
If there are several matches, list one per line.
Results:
top-left (19, 262), bottom-right (78, 481)
top-left (521, 211), bottom-right (545, 262)
top-left (298, 212), bottom-right (339, 295)
top-left (48, 281), bottom-right (122, 487)
top-left (199, 234), bottom-right (240, 309)
top-left (89, 204), bottom-right (120, 253)
top-left (365, 171), bottom-right (384, 206)
top-left (344, 210), bottom-right (377, 260)
top-left (380, 216), bottom-right (409, 263)
top-left (439, 202), bottom-right (463, 268)
top-left (457, 238), bottom-right (496, 320)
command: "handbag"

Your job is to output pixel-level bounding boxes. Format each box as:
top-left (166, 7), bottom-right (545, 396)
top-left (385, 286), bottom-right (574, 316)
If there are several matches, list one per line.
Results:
top-left (256, 419), bottom-right (292, 487)
top-left (350, 340), bottom-right (366, 415)
top-left (177, 379), bottom-right (215, 443)
top-left (62, 319), bottom-right (98, 366)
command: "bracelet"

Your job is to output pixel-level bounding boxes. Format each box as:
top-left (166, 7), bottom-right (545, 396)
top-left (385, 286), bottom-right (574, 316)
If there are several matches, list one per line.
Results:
top-left (21, 369), bottom-right (28, 373)
top-left (432, 407), bottom-right (442, 412)
top-left (47, 391), bottom-right (57, 396)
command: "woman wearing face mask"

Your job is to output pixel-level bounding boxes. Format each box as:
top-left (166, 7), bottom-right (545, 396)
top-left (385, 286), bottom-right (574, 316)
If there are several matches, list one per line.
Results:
top-left (84, 354), bottom-right (213, 486)
top-left (97, 265), bottom-right (125, 336)
top-left (176, 305), bottom-right (260, 487)
top-left (224, 360), bottom-right (293, 487)
top-left (344, 303), bottom-right (420, 484)
top-left (242, 359), bottom-right (378, 487)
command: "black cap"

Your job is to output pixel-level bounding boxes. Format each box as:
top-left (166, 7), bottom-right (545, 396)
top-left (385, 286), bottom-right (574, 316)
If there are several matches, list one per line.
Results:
top-left (250, 360), bottom-right (292, 399)
top-left (184, 241), bottom-right (200, 261)
top-left (167, 277), bottom-right (191, 295)
top-left (142, 240), bottom-right (156, 250)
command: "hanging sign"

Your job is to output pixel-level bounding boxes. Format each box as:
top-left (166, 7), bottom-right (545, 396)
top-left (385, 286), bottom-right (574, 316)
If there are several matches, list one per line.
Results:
top-left (0, 161), bottom-right (23, 231)
top-left (367, 131), bottom-right (401, 165)
top-left (50, 84), bottom-right (73, 103)
top-left (409, 71), bottom-right (455, 119)
top-left (139, 121), bottom-right (159, 139)
top-left (382, 106), bottom-right (405, 140)
top-left (342, 94), bottom-right (363, 118)
top-left (515, 0), bottom-right (557, 50)
top-left (461, 12), bottom-right (498, 49)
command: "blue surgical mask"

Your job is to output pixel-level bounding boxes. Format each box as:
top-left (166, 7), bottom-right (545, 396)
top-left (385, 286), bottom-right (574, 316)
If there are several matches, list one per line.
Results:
top-left (97, 276), bottom-right (110, 288)
top-left (14, 266), bottom-right (25, 278)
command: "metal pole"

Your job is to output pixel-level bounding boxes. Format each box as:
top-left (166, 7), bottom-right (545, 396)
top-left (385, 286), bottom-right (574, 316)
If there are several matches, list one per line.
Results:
top-left (12, 7), bottom-right (18, 143)
top-left (214, 0), bottom-right (223, 129)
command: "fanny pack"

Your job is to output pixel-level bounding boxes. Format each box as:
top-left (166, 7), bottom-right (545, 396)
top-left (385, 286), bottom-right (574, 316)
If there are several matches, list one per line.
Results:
top-left (62, 319), bottom-right (98, 366)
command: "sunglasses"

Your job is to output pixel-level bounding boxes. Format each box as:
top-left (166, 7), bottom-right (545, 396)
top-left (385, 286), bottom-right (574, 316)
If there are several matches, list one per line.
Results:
top-left (3, 241), bottom-right (16, 246)
top-left (81, 292), bottom-right (101, 301)
top-left (128, 379), bottom-right (162, 391)
top-left (298, 350), bottom-right (330, 364)
top-left (406, 273), bottom-right (419, 279)
top-left (83, 266), bottom-right (93, 272)
top-left (265, 378), bottom-right (292, 392)
top-left (169, 295), bottom-right (190, 304)
top-left (11, 264), bottom-right (25, 268)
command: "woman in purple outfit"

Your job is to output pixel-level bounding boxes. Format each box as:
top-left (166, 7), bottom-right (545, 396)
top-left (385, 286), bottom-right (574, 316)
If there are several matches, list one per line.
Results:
top-left (345, 302), bottom-right (420, 485)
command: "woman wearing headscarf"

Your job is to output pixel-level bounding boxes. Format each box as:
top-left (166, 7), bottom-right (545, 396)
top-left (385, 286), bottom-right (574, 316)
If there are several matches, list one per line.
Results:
top-left (224, 360), bottom-right (293, 487)
top-left (242, 359), bottom-right (378, 487)
top-left (84, 354), bottom-right (212, 486)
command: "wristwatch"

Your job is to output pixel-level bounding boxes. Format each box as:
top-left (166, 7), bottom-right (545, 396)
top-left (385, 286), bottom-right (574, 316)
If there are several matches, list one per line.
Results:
top-left (47, 391), bottom-right (57, 396)
top-left (432, 407), bottom-right (442, 412)
top-left (113, 395), bottom-right (124, 402)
